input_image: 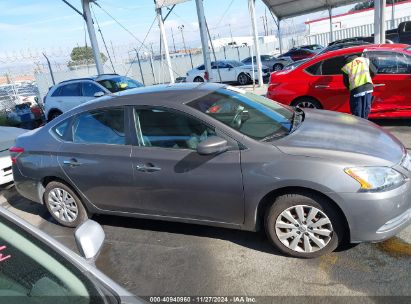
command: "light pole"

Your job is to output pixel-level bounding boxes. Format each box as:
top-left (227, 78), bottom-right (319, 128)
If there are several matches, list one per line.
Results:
top-left (178, 25), bottom-right (193, 69)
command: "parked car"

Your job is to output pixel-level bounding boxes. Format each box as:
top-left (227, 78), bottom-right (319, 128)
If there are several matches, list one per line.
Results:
top-left (0, 205), bottom-right (139, 302)
top-left (0, 127), bottom-right (26, 185)
top-left (267, 44), bottom-right (411, 118)
top-left (185, 60), bottom-right (270, 85)
top-left (242, 55), bottom-right (291, 72)
top-left (278, 48), bottom-right (317, 62)
top-left (11, 83), bottom-right (411, 258)
top-left (290, 44), bottom-right (323, 52)
top-left (44, 74), bottom-right (143, 121)
top-left (317, 41), bottom-right (372, 55)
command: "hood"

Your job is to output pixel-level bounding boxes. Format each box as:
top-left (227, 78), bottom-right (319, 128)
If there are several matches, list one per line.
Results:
top-left (0, 127), bottom-right (28, 151)
top-left (274, 109), bottom-right (405, 166)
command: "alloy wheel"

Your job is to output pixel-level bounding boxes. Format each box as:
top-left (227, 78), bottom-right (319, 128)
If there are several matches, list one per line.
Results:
top-left (47, 188), bottom-right (78, 223)
top-left (238, 74), bottom-right (249, 85)
top-left (297, 101), bottom-right (317, 108)
top-left (273, 64), bottom-right (283, 71)
top-left (275, 205), bottom-right (333, 253)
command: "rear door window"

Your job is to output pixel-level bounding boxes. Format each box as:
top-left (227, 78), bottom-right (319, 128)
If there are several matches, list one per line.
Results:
top-left (305, 62), bottom-right (322, 75)
top-left (321, 55), bottom-right (347, 75)
top-left (72, 107), bottom-right (125, 145)
top-left (59, 83), bottom-right (82, 97)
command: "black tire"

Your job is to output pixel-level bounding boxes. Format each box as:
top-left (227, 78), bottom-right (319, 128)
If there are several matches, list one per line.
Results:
top-left (272, 63), bottom-right (284, 71)
top-left (48, 110), bottom-right (62, 122)
top-left (237, 73), bottom-right (249, 85)
top-left (264, 193), bottom-right (344, 258)
top-left (44, 181), bottom-right (88, 228)
top-left (291, 97), bottom-right (322, 109)
top-left (193, 76), bottom-right (204, 82)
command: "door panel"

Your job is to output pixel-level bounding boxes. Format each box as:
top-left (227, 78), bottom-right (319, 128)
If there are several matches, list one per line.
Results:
top-left (130, 147), bottom-right (244, 223)
top-left (57, 107), bottom-right (135, 211)
top-left (58, 143), bottom-right (134, 211)
top-left (364, 51), bottom-right (411, 116)
top-left (130, 107), bottom-right (245, 224)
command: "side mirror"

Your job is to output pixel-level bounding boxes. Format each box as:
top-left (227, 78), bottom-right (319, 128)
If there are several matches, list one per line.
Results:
top-left (197, 136), bottom-right (228, 155)
top-left (75, 220), bottom-right (105, 261)
top-left (94, 91), bottom-right (105, 98)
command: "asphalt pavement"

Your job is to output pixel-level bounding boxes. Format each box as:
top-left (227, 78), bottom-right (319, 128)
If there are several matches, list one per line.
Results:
top-left (0, 120), bottom-right (410, 299)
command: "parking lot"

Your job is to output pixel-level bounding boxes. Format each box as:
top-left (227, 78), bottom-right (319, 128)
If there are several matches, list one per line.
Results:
top-left (1, 119), bottom-right (410, 298)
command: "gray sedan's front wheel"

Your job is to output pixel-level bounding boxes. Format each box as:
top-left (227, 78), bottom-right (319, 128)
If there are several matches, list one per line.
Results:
top-left (265, 193), bottom-right (344, 258)
top-left (44, 181), bottom-right (88, 227)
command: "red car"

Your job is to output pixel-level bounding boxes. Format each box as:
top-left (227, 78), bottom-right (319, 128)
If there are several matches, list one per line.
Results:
top-left (267, 44), bottom-right (411, 118)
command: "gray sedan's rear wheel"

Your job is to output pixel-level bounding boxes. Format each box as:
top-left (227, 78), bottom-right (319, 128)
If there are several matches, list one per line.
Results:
top-left (44, 181), bottom-right (88, 227)
top-left (265, 193), bottom-right (343, 258)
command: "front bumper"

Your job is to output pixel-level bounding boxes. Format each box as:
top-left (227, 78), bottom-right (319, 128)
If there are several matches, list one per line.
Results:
top-left (338, 180), bottom-right (411, 243)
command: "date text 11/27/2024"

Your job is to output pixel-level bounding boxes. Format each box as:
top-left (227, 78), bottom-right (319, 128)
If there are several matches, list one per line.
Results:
top-left (148, 297), bottom-right (257, 303)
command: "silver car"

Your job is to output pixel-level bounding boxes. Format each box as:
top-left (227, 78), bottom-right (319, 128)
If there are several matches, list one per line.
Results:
top-left (242, 55), bottom-right (292, 72)
top-left (11, 83), bottom-right (411, 258)
top-left (0, 206), bottom-right (139, 303)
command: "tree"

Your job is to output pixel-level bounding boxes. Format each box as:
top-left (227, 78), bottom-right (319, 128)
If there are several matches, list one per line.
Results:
top-left (68, 46), bottom-right (107, 68)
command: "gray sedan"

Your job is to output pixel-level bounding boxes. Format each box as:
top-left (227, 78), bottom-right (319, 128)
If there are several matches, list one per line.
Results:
top-left (11, 83), bottom-right (411, 258)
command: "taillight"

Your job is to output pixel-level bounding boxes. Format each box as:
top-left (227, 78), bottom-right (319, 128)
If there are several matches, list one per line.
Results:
top-left (9, 146), bottom-right (24, 164)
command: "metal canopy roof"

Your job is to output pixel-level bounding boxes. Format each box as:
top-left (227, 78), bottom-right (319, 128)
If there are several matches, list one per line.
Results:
top-left (261, 0), bottom-right (359, 20)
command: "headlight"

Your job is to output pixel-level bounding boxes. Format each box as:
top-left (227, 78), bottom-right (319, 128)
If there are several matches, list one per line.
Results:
top-left (344, 167), bottom-right (406, 192)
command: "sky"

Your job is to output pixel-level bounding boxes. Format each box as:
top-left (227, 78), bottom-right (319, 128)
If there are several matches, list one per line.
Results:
top-left (0, 0), bottom-right (355, 71)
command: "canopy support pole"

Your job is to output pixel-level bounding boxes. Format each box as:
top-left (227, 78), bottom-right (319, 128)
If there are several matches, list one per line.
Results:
top-left (380, 0), bottom-right (386, 43)
top-left (248, 0), bottom-right (263, 87)
top-left (156, 6), bottom-right (174, 83)
top-left (195, 0), bottom-right (212, 82)
top-left (82, 0), bottom-right (104, 75)
top-left (328, 6), bottom-right (333, 43)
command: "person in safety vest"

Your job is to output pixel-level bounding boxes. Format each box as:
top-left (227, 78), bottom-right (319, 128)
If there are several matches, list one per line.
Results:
top-left (341, 55), bottom-right (377, 119)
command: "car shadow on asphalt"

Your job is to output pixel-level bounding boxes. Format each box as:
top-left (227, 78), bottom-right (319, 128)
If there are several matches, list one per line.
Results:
top-left (0, 183), bottom-right (52, 223)
top-left (93, 213), bottom-right (281, 255)
top-left (93, 213), bottom-right (357, 257)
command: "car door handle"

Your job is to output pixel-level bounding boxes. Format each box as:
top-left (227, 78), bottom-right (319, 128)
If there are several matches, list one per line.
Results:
top-left (374, 83), bottom-right (386, 87)
top-left (136, 163), bottom-right (161, 173)
top-left (63, 159), bottom-right (82, 167)
top-left (315, 85), bottom-right (330, 88)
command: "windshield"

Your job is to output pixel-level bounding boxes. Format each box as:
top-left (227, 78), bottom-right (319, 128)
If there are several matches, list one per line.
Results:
top-left (97, 76), bottom-right (143, 93)
top-left (188, 88), bottom-right (294, 140)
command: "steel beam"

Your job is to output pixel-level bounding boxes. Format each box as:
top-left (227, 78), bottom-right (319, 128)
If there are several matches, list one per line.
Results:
top-left (248, 0), bottom-right (263, 87)
top-left (82, 0), bottom-right (104, 74)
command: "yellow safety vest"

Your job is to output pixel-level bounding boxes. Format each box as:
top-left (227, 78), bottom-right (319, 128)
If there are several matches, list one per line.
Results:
top-left (341, 57), bottom-right (373, 91)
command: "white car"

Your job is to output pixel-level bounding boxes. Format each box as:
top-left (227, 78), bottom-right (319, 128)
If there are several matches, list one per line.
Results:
top-left (0, 127), bottom-right (27, 185)
top-left (44, 74), bottom-right (143, 121)
top-left (185, 60), bottom-right (270, 85)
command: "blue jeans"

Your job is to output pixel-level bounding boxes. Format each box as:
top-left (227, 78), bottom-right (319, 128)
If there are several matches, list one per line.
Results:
top-left (350, 92), bottom-right (372, 119)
